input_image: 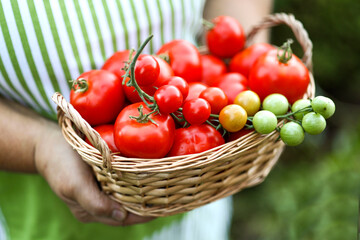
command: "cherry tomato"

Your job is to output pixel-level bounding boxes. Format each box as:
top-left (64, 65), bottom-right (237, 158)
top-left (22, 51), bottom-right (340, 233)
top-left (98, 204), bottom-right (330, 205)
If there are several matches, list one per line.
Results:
top-left (200, 54), bottom-right (227, 86)
top-left (248, 49), bottom-right (310, 104)
top-left (182, 98), bottom-right (211, 125)
top-left (157, 40), bottom-right (202, 83)
top-left (70, 70), bottom-right (125, 126)
top-left (229, 43), bottom-right (275, 79)
top-left (167, 124), bottom-right (225, 157)
top-left (219, 104), bottom-right (247, 132)
top-left (152, 56), bottom-right (175, 88)
top-left (212, 73), bottom-right (247, 104)
top-left (161, 76), bottom-right (189, 100)
top-left (291, 99), bottom-right (311, 120)
top-left (280, 122), bottom-right (305, 146)
top-left (234, 90), bottom-right (261, 116)
top-left (262, 93), bottom-right (289, 115)
top-left (252, 110), bottom-right (278, 134)
top-left (205, 16), bottom-right (246, 58)
top-left (199, 87), bottom-right (228, 114)
top-left (134, 54), bottom-right (160, 86)
top-left (185, 82), bottom-right (208, 101)
top-left (302, 112), bottom-right (326, 135)
top-left (85, 124), bottom-right (119, 153)
top-left (154, 85), bottom-right (183, 114)
top-left (102, 50), bottom-right (135, 79)
top-left (114, 102), bottom-right (175, 158)
top-left (311, 96), bottom-right (336, 119)
top-left (122, 77), bottom-right (156, 103)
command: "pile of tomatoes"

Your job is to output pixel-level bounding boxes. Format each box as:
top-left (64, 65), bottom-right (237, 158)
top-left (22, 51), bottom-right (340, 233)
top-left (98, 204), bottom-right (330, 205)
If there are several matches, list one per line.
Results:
top-left (70, 15), bottom-right (335, 159)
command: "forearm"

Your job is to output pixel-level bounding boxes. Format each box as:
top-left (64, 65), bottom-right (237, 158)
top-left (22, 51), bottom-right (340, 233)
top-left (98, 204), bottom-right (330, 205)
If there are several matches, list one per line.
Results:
top-left (0, 96), bottom-right (56, 173)
top-left (203, 0), bottom-right (274, 43)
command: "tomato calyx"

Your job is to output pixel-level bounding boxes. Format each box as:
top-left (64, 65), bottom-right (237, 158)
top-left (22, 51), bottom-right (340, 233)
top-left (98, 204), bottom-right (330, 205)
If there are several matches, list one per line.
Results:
top-left (129, 104), bottom-right (159, 126)
top-left (202, 18), bottom-right (215, 30)
top-left (71, 78), bottom-right (88, 93)
top-left (156, 52), bottom-right (170, 64)
top-left (277, 39), bottom-right (294, 64)
top-left (120, 50), bottom-right (134, 78)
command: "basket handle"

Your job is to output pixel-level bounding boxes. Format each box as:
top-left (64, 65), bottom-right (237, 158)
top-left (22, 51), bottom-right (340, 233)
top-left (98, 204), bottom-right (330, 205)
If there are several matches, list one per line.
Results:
top-left (246, 13), bottom-right (313, 72)
top-left (51, 92), bottom-right (113, 171)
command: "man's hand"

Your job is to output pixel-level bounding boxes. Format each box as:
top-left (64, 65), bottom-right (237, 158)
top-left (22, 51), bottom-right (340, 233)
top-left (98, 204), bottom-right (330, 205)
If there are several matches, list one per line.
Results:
top-left (34, 123), bottom-right (154, 226)
top-left (0, 97), bottom-right (154, 226)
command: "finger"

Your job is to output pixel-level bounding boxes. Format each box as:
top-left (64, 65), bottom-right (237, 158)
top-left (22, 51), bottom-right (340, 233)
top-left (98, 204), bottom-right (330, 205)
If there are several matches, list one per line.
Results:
top-left (121, 212), bottom-right (155, 226)
top-left (68, 203), bottom-right (125, 226)
top-left (69, 197), bottom-right (154, 226)
top-left (72, 173), bottom-right (127, 223)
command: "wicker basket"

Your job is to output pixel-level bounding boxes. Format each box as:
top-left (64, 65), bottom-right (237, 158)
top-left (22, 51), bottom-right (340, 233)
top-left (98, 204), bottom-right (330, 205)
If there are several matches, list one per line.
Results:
top-left (52, 13), bottom-right (315, 217)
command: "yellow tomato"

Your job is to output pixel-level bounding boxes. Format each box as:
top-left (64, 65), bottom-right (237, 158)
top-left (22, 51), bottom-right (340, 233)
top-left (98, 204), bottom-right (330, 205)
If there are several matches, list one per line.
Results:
top-left (234, 90), bottom-right (261, 116)
top-left (219, 104), bottom-right (248, 132)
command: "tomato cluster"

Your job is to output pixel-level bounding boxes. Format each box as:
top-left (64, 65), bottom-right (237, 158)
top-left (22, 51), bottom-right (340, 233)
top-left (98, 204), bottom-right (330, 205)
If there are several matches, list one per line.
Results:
top-left (70, 15), bottom-right (335, 158)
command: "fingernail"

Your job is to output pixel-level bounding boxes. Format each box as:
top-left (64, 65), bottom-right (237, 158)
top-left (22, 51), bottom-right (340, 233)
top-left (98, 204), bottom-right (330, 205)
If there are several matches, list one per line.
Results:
top-left (112, 209), bottom-right (126, 222)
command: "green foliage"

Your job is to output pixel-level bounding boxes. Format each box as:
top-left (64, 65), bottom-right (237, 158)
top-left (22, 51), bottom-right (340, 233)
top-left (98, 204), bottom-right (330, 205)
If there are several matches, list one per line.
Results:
top-left (231, 124), bottom-right (360, 240)
top-left (231, 2), bottom-right (360, 239)
top-left (270, 0), bottom-right (360, 104)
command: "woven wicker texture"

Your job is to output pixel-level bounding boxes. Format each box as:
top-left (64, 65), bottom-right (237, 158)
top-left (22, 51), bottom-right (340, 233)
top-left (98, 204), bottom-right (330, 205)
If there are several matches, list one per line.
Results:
top-left (52, 13), bottom-right (315, 217)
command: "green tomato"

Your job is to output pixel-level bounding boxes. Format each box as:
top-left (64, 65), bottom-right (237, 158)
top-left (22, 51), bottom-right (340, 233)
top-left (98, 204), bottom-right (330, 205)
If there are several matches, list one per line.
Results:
top-left (291, 99), bottom-right (311, 120)
top-left (253, 110), bottom-right (278, 134)
top-left (280, 122), bottom-right (305, 146)
top-left (302, 112), bottom-right (326, 135)
top-left (311, 96), bottom-right (335, 119)
top-left (262, 93), bottom-right (289, 115)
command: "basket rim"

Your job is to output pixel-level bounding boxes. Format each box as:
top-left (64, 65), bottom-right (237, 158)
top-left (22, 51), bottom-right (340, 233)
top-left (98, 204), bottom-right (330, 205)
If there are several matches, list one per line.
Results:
top-left (52, 12), bottom-right (316, 173)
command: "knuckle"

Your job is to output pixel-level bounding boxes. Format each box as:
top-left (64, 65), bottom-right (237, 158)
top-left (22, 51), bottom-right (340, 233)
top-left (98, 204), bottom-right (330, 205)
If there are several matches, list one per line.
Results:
top-left (90, 201), bottom-right (110, 217)
top-left (71, 208), bottom-right (92, 223)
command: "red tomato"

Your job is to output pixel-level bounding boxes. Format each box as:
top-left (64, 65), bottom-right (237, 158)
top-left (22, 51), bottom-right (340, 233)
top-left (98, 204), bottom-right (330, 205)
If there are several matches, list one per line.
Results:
top-left (161, 76), bottom-right (189, 99)
top-left (167, 124), bottom-right (225, 156)
top-left (154, 85), bottom-right (183, 114)
top-left (200, 54), bottom-right (227, 86)
top-left (85, 124), bottom-right (119, 153)
top-left (135, 54), bottom-right (160, 86)
top-left (212, 73), bottom-right (247, 104)
top-left (122, 77), bottom-right (156, 103)
top-left (248, 49), bottom-right (310, 104)
top-left (182, 98), bottom-right (211, 125)
top-left (205, 16), bottom-right (246, 58)
top-left (102, 50), bottom-right (135, 79)
top-left (185, 82), bottom-right (208, 101)
top-left (229, 43), bottom-right (275, 79)
top-left (199, 87), bottom-right (228, 114)
top-left (70, 70), bottom-right (125, 126)
top-left (157, 40), bottom-right (202, 83)
top-left (152, 56), bottom-right (175, 88)
top-left (114, 102), bottom-right (175, 158)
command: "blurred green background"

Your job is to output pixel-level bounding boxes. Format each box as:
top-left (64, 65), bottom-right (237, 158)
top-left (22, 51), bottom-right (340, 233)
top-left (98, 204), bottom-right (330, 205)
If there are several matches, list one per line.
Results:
top-left (231, 0), bottom-right (360, 239)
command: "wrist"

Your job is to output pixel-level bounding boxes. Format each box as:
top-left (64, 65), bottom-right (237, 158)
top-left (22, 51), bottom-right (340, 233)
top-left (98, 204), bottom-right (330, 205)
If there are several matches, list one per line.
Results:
top-left (33, 119), bottom-right (63, 176)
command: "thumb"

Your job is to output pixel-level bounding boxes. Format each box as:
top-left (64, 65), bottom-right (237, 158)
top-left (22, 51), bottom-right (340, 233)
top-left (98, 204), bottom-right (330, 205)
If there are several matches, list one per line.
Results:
top-left (73, 175), bottom-right (127, 223)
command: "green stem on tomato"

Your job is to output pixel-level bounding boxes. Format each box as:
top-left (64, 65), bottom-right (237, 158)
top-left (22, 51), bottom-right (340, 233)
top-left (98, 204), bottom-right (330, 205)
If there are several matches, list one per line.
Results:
top-left (277, 39), bottom-right (294, 64)
top-left (202, 18), bottom-right (215, 30)
top-left (276, 106), bottom-right (312, 119)
top-left (129, 105), bottom-right (159, 126)
top-left (205, 120), bottom-right (218, 129)
top-left (157, 52), bottom-right (170, 64)
top-left (245, 124), bottom-right (254, 129)
top-left (122, 35), bottom-right (155, 108)
top-left (210, 113), bottom-right (219, 118)
top-left (71, 78), bottom-right (88, 93)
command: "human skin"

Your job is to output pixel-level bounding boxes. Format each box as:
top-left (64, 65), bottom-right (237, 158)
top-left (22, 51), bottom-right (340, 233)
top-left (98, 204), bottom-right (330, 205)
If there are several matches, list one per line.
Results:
top-left (0, 0), bottom-right (273, 226)
top-left (0, 97), bottom-right (153, 226)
